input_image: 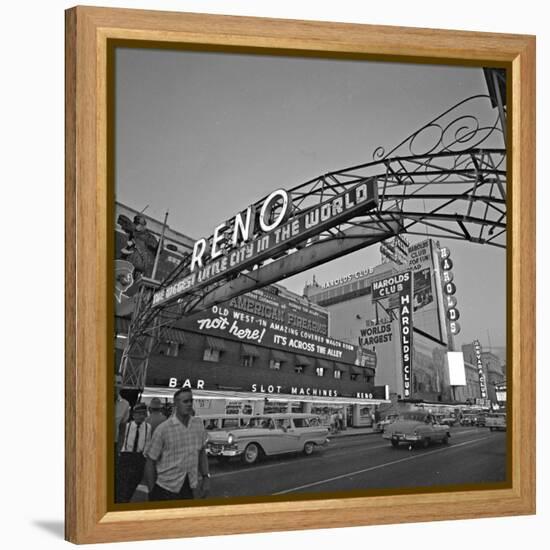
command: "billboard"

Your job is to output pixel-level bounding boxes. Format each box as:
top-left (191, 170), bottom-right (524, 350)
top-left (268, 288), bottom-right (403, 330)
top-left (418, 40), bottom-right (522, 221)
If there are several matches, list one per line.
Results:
top-left (358, 321), bottom-right (393, 347)
top-left (178, 298), bottom-right (358, 364)
top-left (413, 267), bottom-right (433, 311)
top-left (447, 351), bottom-right (467, 386)
top-left (495, 389), bottom-right (507, 403)
top-left (372, 272), bottom-right (412, 301)
top-left (408, 240), bottom-right (434, 312)
top-left (229, 287), bottom-right (329, 337)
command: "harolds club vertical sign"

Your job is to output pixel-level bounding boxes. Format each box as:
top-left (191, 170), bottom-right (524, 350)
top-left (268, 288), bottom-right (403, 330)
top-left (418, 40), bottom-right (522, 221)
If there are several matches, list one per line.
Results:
top-left (371, 271), bottom-right (413, 398)
top-left (399, 272), bottom-right (413, 398)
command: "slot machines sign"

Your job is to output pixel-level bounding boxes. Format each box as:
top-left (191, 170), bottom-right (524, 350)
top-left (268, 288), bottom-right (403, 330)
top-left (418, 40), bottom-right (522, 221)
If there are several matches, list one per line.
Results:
top-left (440, 247), bottom-right (461, 336)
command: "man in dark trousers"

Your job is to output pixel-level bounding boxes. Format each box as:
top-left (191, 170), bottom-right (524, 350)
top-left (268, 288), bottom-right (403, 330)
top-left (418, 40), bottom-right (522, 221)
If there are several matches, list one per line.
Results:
top-left (144, 388), bottom-right (210, 501)
top-left (116, 402), bottom-right (152, 503)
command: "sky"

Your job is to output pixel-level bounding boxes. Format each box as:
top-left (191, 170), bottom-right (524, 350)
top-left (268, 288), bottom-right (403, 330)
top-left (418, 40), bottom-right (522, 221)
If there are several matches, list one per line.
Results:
top-left (115, 47), bottom-right (506, 352)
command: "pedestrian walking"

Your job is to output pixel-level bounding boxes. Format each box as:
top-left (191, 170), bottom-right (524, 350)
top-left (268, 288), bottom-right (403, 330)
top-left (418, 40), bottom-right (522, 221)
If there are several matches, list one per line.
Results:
top-left (337, 410), bottom-right (344, 431)
top-left (330, 412), bottom-right (338, 433)
top-left (115, 374), bottom-right (131, 453)
top-left (116, 402), bottom-right (152, 502)
top-left (146, 397), bottom-right (166, 434)
top-left (114, 373), bottom-right (131, 501)
top-left (143, 388), bottom-right (210, 501)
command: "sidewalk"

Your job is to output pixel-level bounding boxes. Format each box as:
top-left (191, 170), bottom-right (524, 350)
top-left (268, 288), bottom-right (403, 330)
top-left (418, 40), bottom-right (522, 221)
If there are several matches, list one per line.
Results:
top-left (329, 426), bottom-right (380, 438)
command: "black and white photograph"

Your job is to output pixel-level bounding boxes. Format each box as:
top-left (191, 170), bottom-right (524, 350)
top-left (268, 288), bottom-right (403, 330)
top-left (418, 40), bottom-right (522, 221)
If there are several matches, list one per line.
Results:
top-left (4, 0), bottom-right (547, 548)
top-left (112, 46), bottom-right (509, 506)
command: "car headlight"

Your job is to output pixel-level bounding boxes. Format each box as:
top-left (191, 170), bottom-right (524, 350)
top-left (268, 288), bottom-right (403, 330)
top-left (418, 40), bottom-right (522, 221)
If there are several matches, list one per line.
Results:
top-left (227, 433), bottom-right (234, 445)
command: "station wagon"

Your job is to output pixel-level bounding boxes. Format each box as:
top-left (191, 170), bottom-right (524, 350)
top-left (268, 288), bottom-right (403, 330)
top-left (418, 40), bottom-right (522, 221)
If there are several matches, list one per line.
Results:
top-left (205, 413), bottom-right (329, 464)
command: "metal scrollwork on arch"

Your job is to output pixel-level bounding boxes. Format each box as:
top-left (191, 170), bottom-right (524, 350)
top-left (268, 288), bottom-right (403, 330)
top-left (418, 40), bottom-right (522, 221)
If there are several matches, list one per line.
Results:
top-left (372, 94), bottom-right (505, 161)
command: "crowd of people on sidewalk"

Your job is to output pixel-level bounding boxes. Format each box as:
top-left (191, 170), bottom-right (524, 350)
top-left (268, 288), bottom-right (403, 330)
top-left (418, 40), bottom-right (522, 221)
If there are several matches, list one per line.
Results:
top-left (114, 375), bottom-right (210, 503)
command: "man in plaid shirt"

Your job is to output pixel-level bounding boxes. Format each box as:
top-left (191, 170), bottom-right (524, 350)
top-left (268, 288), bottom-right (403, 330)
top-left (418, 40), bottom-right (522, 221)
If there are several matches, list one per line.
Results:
top-left (143, 388), bottom-right (210, 501)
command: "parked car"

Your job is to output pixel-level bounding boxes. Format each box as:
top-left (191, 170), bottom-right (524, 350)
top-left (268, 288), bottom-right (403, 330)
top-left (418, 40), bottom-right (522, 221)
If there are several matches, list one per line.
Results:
top-left (460, 412), bottom-right (485, 427)
top-left (485, 412), bottom-right (506, 431)
top-left (383, 412), bottom-right (451, 448)
top-left (476, 413), bottom-right (487, 427)
top-left (205, 413), bottom-right (330, 464)
top-left (375, 414), bottom-right (399, 433)
top-left (439, 413), bottom-right (458, 426)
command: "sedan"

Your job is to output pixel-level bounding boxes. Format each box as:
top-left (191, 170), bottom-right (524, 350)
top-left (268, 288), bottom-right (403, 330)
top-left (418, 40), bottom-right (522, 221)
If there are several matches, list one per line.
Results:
top-left (383, 412), bottom-right (451, 449)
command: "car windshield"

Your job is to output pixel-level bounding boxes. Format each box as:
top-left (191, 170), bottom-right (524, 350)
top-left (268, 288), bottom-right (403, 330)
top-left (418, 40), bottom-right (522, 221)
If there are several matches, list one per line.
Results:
top-left (398, 413), bottom-right (433, 423)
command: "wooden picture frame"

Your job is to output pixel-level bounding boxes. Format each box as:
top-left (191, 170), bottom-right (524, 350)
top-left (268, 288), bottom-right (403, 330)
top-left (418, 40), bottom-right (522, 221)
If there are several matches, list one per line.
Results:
top-left (65, 5), bottom-right (535, 544)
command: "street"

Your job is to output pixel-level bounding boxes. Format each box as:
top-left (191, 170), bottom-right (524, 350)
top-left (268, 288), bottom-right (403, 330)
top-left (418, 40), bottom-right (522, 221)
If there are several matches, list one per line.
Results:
top-left (206, 427), bottom-right (507, 498)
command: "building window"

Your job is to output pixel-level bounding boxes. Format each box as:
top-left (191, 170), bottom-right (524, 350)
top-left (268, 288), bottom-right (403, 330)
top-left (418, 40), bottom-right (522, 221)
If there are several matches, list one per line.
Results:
top-left (242, 355), bottom-right (255, 367)
top-left (350, 373), bottom-right (359, 381)
top-left (203, 348), bottom-right (220, 362)
top-left (316, 367), bottom-right (325, 377)
top-left (165, 342), bottom-right (180, 357)
top-left (269, 360), bottom-right (281, 370)
top-left (294, 365), bottom-right (304, 374)
top-left (333, 370), bottom-right (342, 379)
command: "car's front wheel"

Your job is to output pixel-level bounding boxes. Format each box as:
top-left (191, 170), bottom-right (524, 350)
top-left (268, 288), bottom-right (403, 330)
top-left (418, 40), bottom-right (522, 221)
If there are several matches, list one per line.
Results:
top-left (303, 442), bottom-right (315, 456)
top-left (390, 439), bottom-right (399, 448)
top-left (242, 443), bottom-right (261, 465)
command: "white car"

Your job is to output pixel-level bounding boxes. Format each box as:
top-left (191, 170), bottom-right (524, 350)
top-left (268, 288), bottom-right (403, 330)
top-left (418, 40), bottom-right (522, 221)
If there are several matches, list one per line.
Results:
top-left (206, 413), bottom-right (329, 464)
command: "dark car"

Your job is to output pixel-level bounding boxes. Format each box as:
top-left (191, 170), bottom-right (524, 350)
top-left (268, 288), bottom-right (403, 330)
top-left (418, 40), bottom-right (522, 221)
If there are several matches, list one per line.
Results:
top-left (383, 412), bottom-right (451, 448)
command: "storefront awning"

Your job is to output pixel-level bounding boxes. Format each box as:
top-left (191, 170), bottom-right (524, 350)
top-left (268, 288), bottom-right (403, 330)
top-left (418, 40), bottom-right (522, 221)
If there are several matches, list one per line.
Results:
top-left (350, 366), bottom-right (362, 375)
top-left (334, 363), bottom-right (348, 372)
top-left (295, 354), bottom-right (314, 367)
top-left (206, 336), bottom-right (227, 351)
top-left (241, 344), bottom-right (260, 357)
top-left (316, 358), bottom-right (333, 370)
top-left (271, 350), bottom-right (289, 362)
top-left (162, 328), bottom-right (187, 345)
top-left (143, 386), bottom-right (390, 406)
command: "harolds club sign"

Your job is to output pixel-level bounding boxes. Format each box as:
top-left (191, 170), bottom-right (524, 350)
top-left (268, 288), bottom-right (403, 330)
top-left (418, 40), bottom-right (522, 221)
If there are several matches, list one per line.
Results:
top-left (153, 180), bottom-right (378, 306)
top-left (372, 270), bottom-right (413, 398)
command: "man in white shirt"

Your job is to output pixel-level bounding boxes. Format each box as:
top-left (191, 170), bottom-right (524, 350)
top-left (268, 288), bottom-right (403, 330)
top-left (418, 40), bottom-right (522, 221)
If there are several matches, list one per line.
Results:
top-left (144, 388), bottom-right (210, 501)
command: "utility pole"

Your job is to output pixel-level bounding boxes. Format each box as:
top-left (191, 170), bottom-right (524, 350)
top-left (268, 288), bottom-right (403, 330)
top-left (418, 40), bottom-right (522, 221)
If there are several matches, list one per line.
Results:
top-left (151, 210), bottom-right (169, 281)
